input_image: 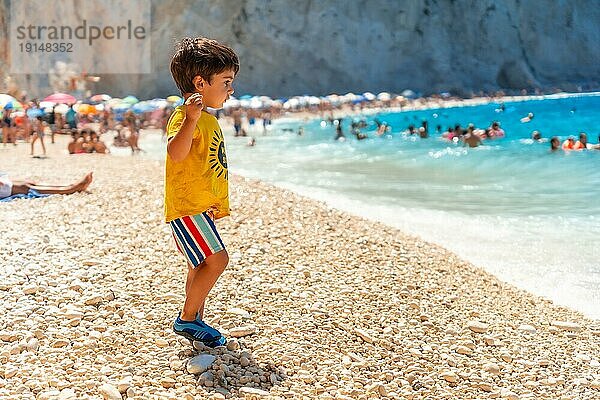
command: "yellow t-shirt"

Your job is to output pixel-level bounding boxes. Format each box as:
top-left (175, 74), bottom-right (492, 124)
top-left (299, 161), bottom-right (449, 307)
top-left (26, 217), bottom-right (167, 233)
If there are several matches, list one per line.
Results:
top-left (164, 106), bottom-right (229, 222)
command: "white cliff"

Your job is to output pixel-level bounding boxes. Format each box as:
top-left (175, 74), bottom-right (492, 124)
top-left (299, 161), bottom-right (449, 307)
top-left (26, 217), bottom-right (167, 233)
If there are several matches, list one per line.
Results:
top-left (0, 0), bottom-right (598, 98)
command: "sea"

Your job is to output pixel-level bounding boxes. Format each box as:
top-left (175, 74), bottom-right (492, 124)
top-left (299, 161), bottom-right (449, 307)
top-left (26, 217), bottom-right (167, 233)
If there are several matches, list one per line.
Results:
top-left (129, 93), bottom-right (600, 319)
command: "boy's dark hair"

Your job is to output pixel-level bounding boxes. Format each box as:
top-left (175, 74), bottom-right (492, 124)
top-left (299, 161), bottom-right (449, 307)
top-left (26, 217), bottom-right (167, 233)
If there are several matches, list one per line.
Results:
top-left (170, 37), bottom-right (240, 95)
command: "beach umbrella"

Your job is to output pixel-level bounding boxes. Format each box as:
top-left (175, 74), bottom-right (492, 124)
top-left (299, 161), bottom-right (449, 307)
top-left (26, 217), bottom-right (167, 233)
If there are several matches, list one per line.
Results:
top-left (39, 101), bottom-right (57, 109)
top-left (54, 104), bottom-right (69, 114)
top-left (43, 92), bottom-right (76, 104)
top-left (26, 108), bottom-right (45, 118)
top-left (363, 92), bottom-right (376, 101)
top-left (223, 98), bottom-right (240, 109)
top-left (2, 100), bottom-right (24, 111)
top-left (401, 89), bottom-right (417, 99)
top-left (166, 95), bottom-right (182, 103)
top-left (249, 97), bottom-right (263, 109)
top-left (283, 98), bottom-right (299, 109)
top-left (76, 104), bottom-right (97, 114)
top-left (122, 95), bottom-right (139, 105)
top-left (149, 98), bottom-right (168, 109)
top-left (0, 94), bottom-right (23, 110)
top-left (0, 94), bottom-right (17, 106)
top-left (90, 94), bottom-right (111, 102)
top-left (113, 102), bottom-right (132, 112)
top-left (132, 101), bottom-right (158, 114)
top-left (107, 98), bottom-right (123, 107)
top-left (377, 92), bottom-right (391, 101)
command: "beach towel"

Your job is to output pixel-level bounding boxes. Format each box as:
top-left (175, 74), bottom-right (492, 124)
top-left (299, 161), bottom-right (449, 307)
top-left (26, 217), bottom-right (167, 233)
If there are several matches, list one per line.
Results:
top-left (0, 189), bottom-right (50, 202)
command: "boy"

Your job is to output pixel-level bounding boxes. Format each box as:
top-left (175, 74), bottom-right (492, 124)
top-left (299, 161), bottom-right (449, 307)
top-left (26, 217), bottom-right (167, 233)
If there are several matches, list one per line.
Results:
top-left (165, 37), bottom-right (239, 347)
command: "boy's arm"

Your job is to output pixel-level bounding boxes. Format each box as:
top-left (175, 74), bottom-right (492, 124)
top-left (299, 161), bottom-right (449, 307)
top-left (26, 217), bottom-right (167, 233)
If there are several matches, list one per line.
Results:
top-left (167, 94), bottom-right (203, 162)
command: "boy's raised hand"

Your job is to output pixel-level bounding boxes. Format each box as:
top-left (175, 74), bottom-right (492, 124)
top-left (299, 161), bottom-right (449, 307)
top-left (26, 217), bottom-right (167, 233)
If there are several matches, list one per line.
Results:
top-left (184, 93), bottom-right (203, 120)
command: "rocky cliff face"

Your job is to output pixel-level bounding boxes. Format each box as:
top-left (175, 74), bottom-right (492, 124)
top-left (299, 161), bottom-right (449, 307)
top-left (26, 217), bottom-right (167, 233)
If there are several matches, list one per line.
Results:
top-left (1, 0), bottom-right (599, 98)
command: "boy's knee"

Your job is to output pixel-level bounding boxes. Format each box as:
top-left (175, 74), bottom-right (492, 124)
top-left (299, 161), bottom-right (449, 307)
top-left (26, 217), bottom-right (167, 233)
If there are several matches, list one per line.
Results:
top-left (207, 250), bottom-right (228, 270)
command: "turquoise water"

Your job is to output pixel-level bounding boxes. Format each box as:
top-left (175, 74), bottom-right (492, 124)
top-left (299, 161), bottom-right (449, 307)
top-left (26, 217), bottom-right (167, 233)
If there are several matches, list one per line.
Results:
top-left (133, 94), bottom-right (600, 319)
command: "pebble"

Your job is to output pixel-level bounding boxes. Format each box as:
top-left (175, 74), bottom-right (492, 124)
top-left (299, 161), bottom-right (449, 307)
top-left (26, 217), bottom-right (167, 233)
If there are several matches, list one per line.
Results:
top-left (354, 328), bottom-right (375, 343)
top-left (186, 354), bottom-right (216, 374)
top-left (466, 320), bottom-right (488, 333)
top-left (226, 338), bottom-right (240, 351)
top-left (551, 320), bottom-right (581, 332)
top-left (517, 324), bottom-right (536, 333)
top-left (226, 307), bottom-right (251, 318)
top-left (229, 325), bottom-right (257, 338)
top-left (84, 296), bottom-right (103, 306)
top-left (239, 386), bottom-right (270, 397)
top-left (440, 371), bottom-right (458, 382)
top-left (456, 346), bottom-right (473, 356)
top-left (160, 377), bottom-right (176, 388)
top-left (0, 143), bottom-right (597, 400)
top-left (483, 363), bottom-right (500, 374)
top-left (99, 383), bottom-right (121, 400)
top-left (22, 285), bottom-right (39, 295)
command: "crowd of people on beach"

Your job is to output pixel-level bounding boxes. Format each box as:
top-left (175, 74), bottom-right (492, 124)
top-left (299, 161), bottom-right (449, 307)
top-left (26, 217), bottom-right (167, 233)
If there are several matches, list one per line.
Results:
top-left (3, 89), bottom-right (598, 159)
top-left (1, 96), bottom-right (176, 156)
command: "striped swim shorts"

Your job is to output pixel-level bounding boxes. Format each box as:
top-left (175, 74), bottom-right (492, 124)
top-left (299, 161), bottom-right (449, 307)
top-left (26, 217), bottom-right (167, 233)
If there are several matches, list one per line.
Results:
top-left (169, 212), bottom-right (225, 268)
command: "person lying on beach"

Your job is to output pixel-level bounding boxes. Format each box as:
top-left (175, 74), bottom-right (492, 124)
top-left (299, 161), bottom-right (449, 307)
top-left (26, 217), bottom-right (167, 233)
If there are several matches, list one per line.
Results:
top-left (165, 36), bottom-right (238, 348)
top-left (550, 137), bottom-right (561, 152)
top-left (0, 172), bottom-right (93, 200)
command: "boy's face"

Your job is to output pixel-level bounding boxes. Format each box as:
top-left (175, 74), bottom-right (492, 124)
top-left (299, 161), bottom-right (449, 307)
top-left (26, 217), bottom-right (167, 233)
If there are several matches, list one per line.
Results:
top-left (196, 69), bottom-right (235, 109)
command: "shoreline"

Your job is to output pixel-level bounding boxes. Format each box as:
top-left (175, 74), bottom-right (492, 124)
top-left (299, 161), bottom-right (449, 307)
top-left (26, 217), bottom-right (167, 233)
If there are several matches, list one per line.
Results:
top-left (1, 136), bottom-right (599, 399)
top-left (268, 91), bottom-right (600, 124)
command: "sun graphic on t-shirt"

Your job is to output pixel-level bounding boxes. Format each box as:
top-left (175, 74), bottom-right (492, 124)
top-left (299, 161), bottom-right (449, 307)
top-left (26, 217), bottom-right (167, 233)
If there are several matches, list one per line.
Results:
top-left (208, 129), bottom-right (228, 179)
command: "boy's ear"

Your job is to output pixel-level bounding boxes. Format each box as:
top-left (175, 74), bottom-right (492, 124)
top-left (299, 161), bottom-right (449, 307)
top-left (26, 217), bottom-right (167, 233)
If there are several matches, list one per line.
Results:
top-left (193, 75), bottom-right (204, 92)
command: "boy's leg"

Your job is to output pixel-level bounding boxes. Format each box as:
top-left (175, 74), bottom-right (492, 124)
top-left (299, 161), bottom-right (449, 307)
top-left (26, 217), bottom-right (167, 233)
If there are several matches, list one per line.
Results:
top-left (180, 250), bottom-right (228, 321)
top-left (184, 263), bottom-right (205, 319)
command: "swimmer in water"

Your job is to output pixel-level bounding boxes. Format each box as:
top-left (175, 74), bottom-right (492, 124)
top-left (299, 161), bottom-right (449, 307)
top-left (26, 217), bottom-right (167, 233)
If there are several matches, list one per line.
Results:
top-left (520, 112), bottom-right (534, 123)
top-left (550, 136), bottom-right (560, 152)
top-left (334, 119), bottom-right (345, 141)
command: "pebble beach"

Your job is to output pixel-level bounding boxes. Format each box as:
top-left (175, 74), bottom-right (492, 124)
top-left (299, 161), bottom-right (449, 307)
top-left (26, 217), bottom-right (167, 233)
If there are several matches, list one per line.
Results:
top-left (1, 136), bottom-right (599, 400)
